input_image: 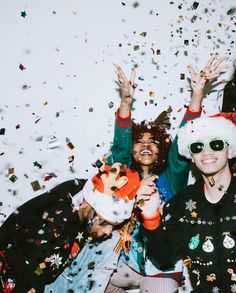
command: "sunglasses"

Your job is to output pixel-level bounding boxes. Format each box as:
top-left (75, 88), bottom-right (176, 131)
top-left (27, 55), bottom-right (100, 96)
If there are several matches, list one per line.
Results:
top-left (188, 139), bottom-right (229, 155)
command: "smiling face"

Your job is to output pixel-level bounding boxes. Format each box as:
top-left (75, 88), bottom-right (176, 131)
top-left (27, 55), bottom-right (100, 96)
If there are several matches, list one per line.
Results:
top-left (88, 215), bottom-right (115, 240)
top-left (132, 132), bottom-right (159, 167)
top-left (191, 137), bottom-right (233, 177)
top-left (78, 202), bottom-right (115, 240)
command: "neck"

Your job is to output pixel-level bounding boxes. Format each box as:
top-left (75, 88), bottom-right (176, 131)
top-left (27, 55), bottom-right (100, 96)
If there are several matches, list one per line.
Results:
top-left (142, 165), bottom-right (151, 177)
top-left (202, 167), bottom-right (232, 203)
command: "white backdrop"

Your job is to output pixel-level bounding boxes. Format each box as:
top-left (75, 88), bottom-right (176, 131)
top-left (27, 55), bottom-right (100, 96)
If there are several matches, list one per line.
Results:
top-left (0, 0), bottom-right (235, 224)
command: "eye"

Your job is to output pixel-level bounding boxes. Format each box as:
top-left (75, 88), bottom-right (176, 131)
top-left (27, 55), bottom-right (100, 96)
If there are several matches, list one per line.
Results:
top-left (136, 140), bottom-right (143, 144)
top-left (149, 140), bottom-right (157, 145)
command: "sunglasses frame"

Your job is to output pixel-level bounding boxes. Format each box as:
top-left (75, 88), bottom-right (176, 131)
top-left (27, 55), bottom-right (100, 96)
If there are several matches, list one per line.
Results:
top-left (188, 139), bottom-right (229, 155)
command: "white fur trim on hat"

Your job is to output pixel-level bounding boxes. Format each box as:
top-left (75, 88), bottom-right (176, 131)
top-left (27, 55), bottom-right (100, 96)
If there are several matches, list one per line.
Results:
top-left (75, 179), bottom-right (135, 224)
top-left (177, 116), bottom-right (236, 159)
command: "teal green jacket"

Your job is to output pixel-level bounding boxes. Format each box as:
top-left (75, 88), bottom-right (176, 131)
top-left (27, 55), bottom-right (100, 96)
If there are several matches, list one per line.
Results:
top-left (106, 107), bottom-right (202, 276)
top-left (107, 107), bottom-right (202, 197)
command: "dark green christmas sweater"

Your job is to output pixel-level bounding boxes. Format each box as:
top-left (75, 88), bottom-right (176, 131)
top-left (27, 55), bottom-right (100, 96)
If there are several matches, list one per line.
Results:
top-left (142, 177), bottom-right (236, 292)
top-left (0, 178), bottom-right (87, 293)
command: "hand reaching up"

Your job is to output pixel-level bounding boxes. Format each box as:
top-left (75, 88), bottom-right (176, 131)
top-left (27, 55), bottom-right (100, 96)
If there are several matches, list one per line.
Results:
top-left (114, 64), bottom-right (137, 117)
top-left (188, 55), bottom-right (228, 95)
top-left (188, 55), bottom-right (228, 111)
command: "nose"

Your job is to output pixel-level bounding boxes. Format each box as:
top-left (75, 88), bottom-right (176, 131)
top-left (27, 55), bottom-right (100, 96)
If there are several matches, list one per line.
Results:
top-left (101, 226), bottom-right (113, 237)
top-left (141, 141), bottom-right (149, 146)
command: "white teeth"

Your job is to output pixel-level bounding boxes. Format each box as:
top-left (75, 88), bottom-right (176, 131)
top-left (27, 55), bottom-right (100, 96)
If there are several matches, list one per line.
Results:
top-left (202, 159), bottom-right (216, 164)
top-left (140, 150), bottom-right (152, 155)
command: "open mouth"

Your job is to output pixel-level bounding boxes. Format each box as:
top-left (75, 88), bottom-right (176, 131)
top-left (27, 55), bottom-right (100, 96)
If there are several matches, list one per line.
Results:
top-left (201, 158), bottom-right (217, 164)
top-left (140, 149), bottom-right (152, 156)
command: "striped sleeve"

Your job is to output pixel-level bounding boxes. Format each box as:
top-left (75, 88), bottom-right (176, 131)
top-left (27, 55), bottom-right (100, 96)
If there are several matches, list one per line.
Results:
top-left (115, 108), bottom-right (132, 128)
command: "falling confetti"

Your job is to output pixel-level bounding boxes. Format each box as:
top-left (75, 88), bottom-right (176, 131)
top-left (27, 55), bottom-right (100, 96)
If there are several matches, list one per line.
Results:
top-left (19, 64), bottom-right (26, 71)
top-left (9, 175), bottom-right (18, 183)
top-left (33, 161), bottom-right (42, 169)
top-left (0, 128), bottom-right (5, 135)
top-left (44, 173), bottom-right (57, 181)
top-left (67, 142), bottom-right (75, 150)
top-left (21, 11), bottom-right (27, 18)
top-left (108, 101), bottom-right (114, 108)
top-left (31, 180), bottom-right (41, 191)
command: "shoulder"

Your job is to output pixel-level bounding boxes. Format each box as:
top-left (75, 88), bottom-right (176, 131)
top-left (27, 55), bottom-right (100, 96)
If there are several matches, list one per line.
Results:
top-left (164, 179), bottom-right (203, 211)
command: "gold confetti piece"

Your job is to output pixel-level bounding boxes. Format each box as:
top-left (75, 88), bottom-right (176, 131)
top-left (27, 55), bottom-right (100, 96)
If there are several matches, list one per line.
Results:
top-left (140, 32), bottom-right (147, 37)
top-left (183, 257), bottom-right (191, 266)
top-left (31, 180), bottom-right (41, 192)
top-left (209, 177), bottom-right (215, 187)
top-left (180, 73), bottom-right (185, 80)
top-left (149, 91), bottom-right (155, 97)
top-left (137, 199), bottom-right (145, 207)
top-left (8, 168), bottom-right (14, 175)
top-left (39, 262), bottom-right (46, 269)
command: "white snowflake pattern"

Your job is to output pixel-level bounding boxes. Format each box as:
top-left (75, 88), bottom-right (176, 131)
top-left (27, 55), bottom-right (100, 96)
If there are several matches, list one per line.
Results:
top-left (46, 253), bottom-right (63, 269)
top-left (185, 199), bottom-right (197, 212)
top-left (212, 286), bottom-right (220, 293)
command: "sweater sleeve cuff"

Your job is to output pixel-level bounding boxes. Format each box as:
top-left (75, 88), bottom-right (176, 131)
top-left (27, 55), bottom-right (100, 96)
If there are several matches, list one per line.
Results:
top-left (115, 108), bottom-right (132, 128)
top-left (184, 106), bottom-right (202, 121)
top-left (142, 210), bottom-right (161, 230)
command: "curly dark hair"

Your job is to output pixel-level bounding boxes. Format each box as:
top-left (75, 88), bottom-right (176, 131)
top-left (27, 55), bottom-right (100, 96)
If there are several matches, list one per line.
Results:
top-left (130, 120), bottom-right (172, 178)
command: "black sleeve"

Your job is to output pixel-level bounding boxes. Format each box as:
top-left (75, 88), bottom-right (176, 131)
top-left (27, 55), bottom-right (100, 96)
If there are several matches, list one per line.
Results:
top-left (141, 198), bottom-right (185, 267)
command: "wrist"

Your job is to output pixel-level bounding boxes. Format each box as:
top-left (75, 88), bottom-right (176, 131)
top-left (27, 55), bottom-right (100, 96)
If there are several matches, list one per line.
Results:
top-left (142, 209), bottom-right (161, 230)
top-left (119, 103), bottom-right (131, 118)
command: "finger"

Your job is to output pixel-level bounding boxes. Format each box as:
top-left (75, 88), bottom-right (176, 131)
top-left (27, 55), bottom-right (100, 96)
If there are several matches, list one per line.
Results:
top-left (115, 176), bottom-right (128, 190)
top-left (207, 73), bottom-right (221, 80)
top-left (207, 64), bottom-right (228, 79)
top-left (114, 65), bottom-right (129, 84)
top-left (187, 65), bottom-right (196, 79)
top-left (140, 175), bottom-right (158, 187)
top-left (211, 64), bottom-right (228, 75)
top-left (100, 172), bottom-right (108, 184)
top-left (205, 55), bottom-right (216, 69)
top-left (138, 195), bottom-right (152, 201)
top-left (115, 69), bottom-right (125, 84)
top-left (139, 186), bottom-right (157, 195)
top-left (108, 162), bottom-right (121, 181)
top-left (130, 68), bottom-right (136, 85)
top-left (211, 56), bottom-right (228, 70)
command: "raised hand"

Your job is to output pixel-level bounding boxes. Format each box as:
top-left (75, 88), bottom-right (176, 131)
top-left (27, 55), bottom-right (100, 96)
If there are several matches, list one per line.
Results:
top-left (114, 64), bottom-right (137, 117)
top-left (188, 55), bottom-right (228, 95)
top-left (188, 55), bottom-right (228, 111)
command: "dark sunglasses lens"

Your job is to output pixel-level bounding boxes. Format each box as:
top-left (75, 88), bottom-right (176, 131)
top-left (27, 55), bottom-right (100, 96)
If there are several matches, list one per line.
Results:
top-left (190, 142), bottom-right (204, 154)
top-left (209, 140), bottom-right (224, 151)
